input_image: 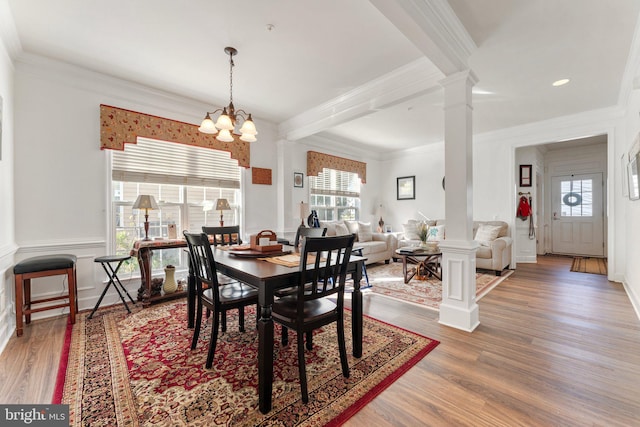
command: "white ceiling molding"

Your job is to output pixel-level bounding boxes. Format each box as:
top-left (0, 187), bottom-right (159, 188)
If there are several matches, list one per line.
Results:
top-left (618, 8), bottom-right (640, 106)
top-left (0, 0), bottom-right (21, 60)
top-left (369, 0), bottom-right (476, 75)
top-left (278, 58), bottom-right (443, 141)
top-left (472, 106), bottom-right (624, 148)
top-left (297, 134), bottom-right (385, 162)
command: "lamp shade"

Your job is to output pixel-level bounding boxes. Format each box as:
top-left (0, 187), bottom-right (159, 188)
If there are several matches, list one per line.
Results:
top-left (216, 129), bottom-right (234, 142)
top-left (133, 195), bottom-right (158, 210)
top-left (215, 198), bottom-right (231, 211)
top-left (198, 114), bottom-right (218, 134)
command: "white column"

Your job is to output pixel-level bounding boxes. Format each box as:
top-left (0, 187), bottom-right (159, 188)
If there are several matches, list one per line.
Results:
top-left (438, 70), bottom-right (480, 332)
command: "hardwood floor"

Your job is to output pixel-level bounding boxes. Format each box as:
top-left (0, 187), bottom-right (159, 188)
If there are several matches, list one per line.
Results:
top-left (1, 255), bottom-right (638, 426)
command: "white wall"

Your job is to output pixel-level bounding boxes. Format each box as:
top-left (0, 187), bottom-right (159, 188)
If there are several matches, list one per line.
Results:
top-left (379, 142), bottom-right (446, 230)
top-left (278, 135), bottom-right (384, 241)
top-left (0, 17), bottom-right (17, 352)
top-left (514, 146), bottom-right (543, 263)
top-left (622, 89), bottom-right (640, 317)
top-left (11, 55), bottom-right (279, 322)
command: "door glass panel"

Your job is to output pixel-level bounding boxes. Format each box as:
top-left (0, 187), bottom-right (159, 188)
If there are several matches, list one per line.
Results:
top-left (560, 178), bottom-right (592, 217)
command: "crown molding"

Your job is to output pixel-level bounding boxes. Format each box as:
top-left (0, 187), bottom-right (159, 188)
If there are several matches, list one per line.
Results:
top-left (278, 58), bottom-right (442, 141)
top-left (0, 0), bottom-right (22, 61)
top-left (473, 106), bottom-right (625, 147)
top-left (370, 0), bottom-right (476, 75)
top-left (15, 53), bottom-right (222, 125)
top-left (618, 8), bottom-right (640, 107)
top-left (297, 134), bottom-right (386, 162)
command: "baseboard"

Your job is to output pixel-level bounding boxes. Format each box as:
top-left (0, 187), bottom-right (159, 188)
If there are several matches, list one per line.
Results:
top-left (622, 277), bottom-right (640, 321)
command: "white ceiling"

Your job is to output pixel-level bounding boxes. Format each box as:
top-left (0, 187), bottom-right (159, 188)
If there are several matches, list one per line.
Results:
top-left (6, 0), bottom-right (640, 153)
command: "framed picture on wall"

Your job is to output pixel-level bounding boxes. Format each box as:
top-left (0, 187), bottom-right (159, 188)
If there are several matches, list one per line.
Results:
top-left (294, 172), bottom-right (304, 188)
top-left (397, 176), bottom-right (415, 200)
top-left (519, 164), bottom-right (532, 187)
top-left (629, 153), bottom-right (639, 201)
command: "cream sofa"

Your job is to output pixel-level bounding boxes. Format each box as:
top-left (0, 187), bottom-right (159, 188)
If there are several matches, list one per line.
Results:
top-left (396, 219), bottom-right (513, 275)
top-left (319, 220), bottom-right (394, 265)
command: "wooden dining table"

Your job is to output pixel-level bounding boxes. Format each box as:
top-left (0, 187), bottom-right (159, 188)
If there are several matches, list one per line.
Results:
top-left (209, 246), bottom-right (366, 414)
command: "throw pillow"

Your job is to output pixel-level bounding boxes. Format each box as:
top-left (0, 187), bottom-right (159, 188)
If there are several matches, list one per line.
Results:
top-left (319, 221), bottom-right (338, 237)
top-left (335, 223), bottom-right (350, 236)
top-left (402, 221), bottom-right (420, 240)
top-left (427, 224), bottom-right (445, 241)
top-left (357, 222), bottom-right (373, 242)
top-left (344, 220), bottom-right (360, 241)
top-left (475, 224), bottom-right (502, 246)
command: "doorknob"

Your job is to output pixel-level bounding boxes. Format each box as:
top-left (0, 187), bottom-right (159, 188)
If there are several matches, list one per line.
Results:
top-left (553, 212), bottom-right (559, 220)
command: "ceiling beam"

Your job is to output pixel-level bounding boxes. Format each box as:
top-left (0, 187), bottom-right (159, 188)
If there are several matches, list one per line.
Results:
top-left (369, 0), bottom-right (476, 75)
top-left (278, 58), bottom-right (443, 141)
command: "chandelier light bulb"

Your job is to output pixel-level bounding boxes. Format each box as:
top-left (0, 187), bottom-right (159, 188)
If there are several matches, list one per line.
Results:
top-left (198, 113), bottom-right (218, 134)
top-left (216, 129), bottom-right (234, 142)
top-left (239, 116), bottom-right (257, 135)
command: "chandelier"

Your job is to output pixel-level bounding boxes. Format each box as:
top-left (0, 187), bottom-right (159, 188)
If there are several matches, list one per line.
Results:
top-left (198, 46), bottom-right (258, 142)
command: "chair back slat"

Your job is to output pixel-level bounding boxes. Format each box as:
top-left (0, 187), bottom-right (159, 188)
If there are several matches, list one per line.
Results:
top-left (184, 232), bottom-right (220, 305)
top-left (294, 227), bottom-right (327, 248)
top-left (202, 225), bottom-right (242, 246)
top-left (298, 235), bottom-right (355, 306)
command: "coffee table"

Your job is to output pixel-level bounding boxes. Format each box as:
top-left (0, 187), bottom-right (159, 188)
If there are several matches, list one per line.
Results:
top-left (394, 247), bottom-right (442, 283)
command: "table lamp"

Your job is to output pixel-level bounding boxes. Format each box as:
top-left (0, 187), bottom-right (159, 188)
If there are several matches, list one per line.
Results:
top-left (298, 201), bottom-right (310, 226)
top-left (215, 198), bottom-right (231, 226)
top-left (133, 195), bottom-right (159, 241)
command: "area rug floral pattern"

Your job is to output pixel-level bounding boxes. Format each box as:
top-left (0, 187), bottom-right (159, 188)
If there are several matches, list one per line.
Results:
top-left (365, 262), bottom-right (513, 310)
top-left (56, 302), bottom-right (438, 426)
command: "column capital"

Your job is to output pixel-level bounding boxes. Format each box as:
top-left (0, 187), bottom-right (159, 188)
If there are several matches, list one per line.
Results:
top-left (438, 69), bottom-right (479, 88)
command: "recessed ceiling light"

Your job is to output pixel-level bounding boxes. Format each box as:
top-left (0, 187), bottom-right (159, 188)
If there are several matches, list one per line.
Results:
top-left (552, 78), bottom-right (570, 87)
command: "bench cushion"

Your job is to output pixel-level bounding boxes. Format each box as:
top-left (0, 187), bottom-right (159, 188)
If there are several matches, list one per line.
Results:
top-left (14, 254), bottom-right (77, 274)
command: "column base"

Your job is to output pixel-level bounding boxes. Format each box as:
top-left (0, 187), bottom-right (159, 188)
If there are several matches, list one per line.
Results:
top-left (438, 302), bottom-right (479, 332)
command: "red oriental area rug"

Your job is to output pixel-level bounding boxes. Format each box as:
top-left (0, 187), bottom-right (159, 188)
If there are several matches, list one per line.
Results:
top-left (54, 301), bottom-right (438, 426)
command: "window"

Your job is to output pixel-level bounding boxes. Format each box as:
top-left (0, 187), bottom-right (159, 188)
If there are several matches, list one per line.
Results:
top-left (309, 168), bottom-right (361, 221)
top-left (560, 178), bottom-right (592, 217)
top-left (112, 138), bottom-right (241, 274)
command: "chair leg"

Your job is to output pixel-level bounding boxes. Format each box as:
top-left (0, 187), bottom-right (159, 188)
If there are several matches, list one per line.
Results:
top-left (337, 318), bottom-right (350, 378)
top-left (305, 331), bottom-right (313, 351)
top-left (297, 330), bottom-right (309, 403)
top-left (15, 274), bottom-right (24, 337)
top-left (281, 326), bottom-right (289, 346)
top-left (24, 278), bottom-right (31, 324)
top-left (221, 309), bottom-right (227, 332)
top-left (238, 307), bottom-right (245, 332)
top-left (191, 302), bottom-right (204, 350)
top-left (205, 311), bottom-right (220, 369)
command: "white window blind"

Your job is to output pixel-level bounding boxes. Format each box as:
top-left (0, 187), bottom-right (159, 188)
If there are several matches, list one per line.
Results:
top-left (112, 137), bottom-right (240, 188)
top-left (309, 168), bottom-right (360, 197)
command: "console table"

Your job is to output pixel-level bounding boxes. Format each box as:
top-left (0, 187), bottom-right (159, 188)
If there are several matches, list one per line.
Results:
top-left (130, 239), bottom-right (189, 307)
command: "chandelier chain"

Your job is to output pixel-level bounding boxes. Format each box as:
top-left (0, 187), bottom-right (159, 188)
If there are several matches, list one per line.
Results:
top-left (229, 53), bottom-right (234, 105)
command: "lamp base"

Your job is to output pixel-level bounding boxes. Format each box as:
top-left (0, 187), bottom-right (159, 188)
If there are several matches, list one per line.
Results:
top-left (143, 217), bottom-right (151, 241)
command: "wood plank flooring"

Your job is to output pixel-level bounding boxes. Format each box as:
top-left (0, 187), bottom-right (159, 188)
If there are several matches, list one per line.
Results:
top-left (1, 255), bottom-right (638, 426)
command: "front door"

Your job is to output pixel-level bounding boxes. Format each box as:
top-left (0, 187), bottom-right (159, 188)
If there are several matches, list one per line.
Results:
top-left (551, 173), bottom-right (604, 256)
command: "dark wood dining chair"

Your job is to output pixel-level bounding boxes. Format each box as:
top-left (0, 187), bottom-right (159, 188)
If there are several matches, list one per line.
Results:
top-left (293, 226), bottom-right (327, 248)
top-left (201, 225), bottom-right (247, 331)
top-left (272, 234), bottom-right (356, 403)
top-left (184, 232), bottom-right (258, 369)
top-left (202, 225), bottom-right (242, 246)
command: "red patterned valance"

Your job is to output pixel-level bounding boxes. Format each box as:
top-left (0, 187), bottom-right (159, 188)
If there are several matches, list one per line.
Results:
top-left (100, 104), bottom-right (250, 168)
top-left (307, 151), bottom-right (367, 183)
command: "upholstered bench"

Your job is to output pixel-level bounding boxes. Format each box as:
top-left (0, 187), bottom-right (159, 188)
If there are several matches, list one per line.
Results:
top-left (14, 254), bottom-right (78, 337)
